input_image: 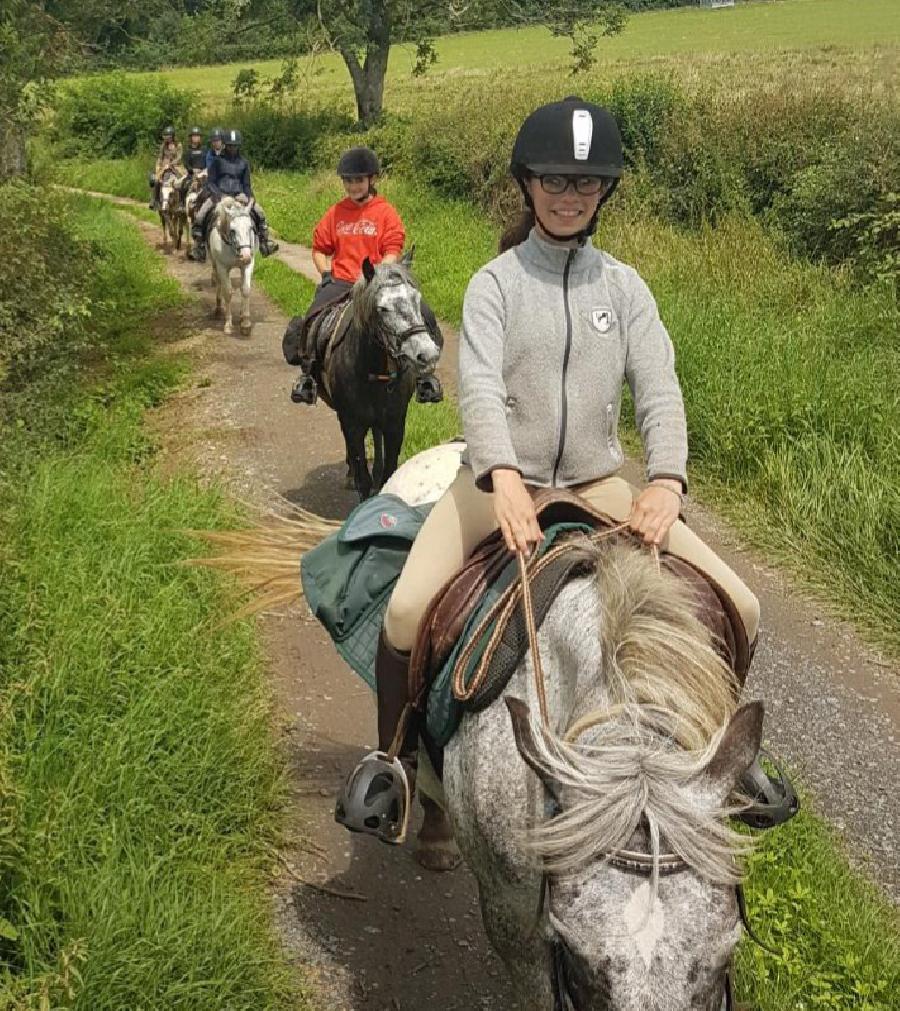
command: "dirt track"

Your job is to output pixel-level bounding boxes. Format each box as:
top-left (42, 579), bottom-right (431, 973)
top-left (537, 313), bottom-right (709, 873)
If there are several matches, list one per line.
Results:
top-left (126, 207), bottom-right (899, 1007)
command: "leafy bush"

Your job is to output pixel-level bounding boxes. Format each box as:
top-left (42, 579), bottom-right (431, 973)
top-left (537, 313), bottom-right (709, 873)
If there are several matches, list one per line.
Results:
top-left (224, 103), bottom-right (355, 170)
top-left (0, 182), bottom-right (93, 393)
top-left (53, 72), bottom-right (194, 158)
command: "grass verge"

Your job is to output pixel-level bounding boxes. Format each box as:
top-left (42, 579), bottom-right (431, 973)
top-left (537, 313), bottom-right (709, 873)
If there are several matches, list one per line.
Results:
top-left (0, 197), bottom-right (298, 1009)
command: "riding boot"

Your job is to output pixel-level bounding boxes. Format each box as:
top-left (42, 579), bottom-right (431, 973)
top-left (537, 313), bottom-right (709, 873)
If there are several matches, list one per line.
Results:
top-left (188, 220), bottom-right (206, 261)
top-left (335, 630), bottom-right (419, 843)
top-left (415, 374), bottom-right (444, 403)
top-left (258, 228), bottom-right (279, 257)
top-left (290, 368), bottom-right (318, 405)
top-left (187, 237), bottom-right (206, 262)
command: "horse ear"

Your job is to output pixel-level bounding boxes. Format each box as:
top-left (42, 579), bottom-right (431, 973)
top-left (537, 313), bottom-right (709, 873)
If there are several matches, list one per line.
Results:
top-left (506, 696), bottom-right (564, 807)
top-left (702, 701), bottom-right (764, 801)
top-left (401, 244), bottom-right (415, 267)
top-left (362, 257), bottom-right (376, 283)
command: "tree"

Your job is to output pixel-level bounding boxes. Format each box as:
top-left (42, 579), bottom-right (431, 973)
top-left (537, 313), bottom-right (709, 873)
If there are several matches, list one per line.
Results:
top-left (0, 0), bottom-right (158, 179)
top-left (289, 1), bottom-right (628, 126)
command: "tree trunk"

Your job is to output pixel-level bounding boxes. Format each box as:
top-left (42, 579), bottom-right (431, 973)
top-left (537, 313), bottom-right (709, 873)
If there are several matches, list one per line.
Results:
top-left (0, 123), bottom-right (28, 181)
top-left (339, 0), bottom-right (391, 127)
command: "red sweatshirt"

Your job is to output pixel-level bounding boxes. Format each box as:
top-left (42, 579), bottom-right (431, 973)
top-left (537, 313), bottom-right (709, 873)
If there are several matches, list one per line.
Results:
top-left (311, 195), bottom-right (406, 283)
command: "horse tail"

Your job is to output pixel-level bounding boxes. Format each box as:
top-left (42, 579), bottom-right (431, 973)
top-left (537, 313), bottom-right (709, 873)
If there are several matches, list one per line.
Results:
top-left (185, 506), bottom-right (340, 621)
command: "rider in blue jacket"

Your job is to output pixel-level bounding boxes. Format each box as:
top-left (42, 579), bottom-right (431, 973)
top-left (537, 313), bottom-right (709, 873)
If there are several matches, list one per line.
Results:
top-left (188, 129), bottom-right (278, 261)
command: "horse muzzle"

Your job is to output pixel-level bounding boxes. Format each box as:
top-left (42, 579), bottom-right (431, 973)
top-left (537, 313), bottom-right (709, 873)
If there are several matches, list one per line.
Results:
top-left (399, 329), bottom-right (441, 374)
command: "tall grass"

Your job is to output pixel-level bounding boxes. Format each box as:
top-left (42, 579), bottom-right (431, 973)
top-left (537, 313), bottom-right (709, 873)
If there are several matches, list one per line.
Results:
top-left (0, 199), bottom-right (298, 1008)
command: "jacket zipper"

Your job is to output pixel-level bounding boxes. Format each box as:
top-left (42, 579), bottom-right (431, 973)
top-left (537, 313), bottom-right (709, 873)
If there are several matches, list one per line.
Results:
top-left (552, 249), bottom-right (576, 486)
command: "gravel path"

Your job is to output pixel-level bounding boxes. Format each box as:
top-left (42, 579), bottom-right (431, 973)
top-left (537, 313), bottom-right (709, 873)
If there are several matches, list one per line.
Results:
top-left (81, 191), bottom-right (899, 1011)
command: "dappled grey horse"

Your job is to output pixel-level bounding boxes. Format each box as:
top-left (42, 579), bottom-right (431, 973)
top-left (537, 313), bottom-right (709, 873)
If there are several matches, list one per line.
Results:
top-left (439, 542), bottom-right (760, 1011)
top-left (284, 254), bottom-right (442, 499)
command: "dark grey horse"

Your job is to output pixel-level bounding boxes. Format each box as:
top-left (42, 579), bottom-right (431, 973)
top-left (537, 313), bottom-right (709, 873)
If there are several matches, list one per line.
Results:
top-left (284, 253), bottom-right (442, 499)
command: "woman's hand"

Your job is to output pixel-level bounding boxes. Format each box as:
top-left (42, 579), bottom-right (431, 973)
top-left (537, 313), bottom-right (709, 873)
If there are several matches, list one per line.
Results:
top-left (627, 480), bottom-right (683, 546)
top-left (491, 469), bottom-right (543, 554)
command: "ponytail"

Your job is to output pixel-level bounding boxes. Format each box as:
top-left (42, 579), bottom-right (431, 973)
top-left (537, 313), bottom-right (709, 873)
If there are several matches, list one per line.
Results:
top-left (498, 208), bottom-right (535, 253)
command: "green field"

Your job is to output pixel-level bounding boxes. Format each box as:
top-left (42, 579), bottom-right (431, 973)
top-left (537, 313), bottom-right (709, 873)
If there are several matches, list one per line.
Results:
top-left (135, 0), bottom-right (899, 111)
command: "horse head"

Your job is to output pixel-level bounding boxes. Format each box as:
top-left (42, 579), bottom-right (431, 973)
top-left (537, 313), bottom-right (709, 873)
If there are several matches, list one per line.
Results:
top-left (354, 251), bottom-right (441, 376)
top-left (447, 542), bottom-right (762, 1011)
top-left (159, 168), bottom-right (181, 213)
top-left (217, 197), bottom-right (256, 265)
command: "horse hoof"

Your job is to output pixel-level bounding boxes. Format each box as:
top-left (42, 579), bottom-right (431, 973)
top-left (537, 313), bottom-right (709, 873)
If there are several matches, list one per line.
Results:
top-left (344, 474), bottom-right (355, 490)
top-left (414, 838), bottom-right (462, 873)
top-left (239, 321), bottom-right (252, 336)
top-left (212, 307), bottom-right (224, 319)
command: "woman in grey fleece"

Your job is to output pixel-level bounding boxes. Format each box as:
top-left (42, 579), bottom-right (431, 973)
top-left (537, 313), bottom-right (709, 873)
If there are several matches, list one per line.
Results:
top-left (336, 97), bottom-right (759, 843)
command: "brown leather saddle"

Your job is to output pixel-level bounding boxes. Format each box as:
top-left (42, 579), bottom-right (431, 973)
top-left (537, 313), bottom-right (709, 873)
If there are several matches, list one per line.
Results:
top-left (409, 488), bottom-right (751, 712)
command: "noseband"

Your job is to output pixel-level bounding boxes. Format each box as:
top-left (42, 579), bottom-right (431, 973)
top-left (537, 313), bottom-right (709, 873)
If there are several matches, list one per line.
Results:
top-left (369, 322), bottom-right (432, 385)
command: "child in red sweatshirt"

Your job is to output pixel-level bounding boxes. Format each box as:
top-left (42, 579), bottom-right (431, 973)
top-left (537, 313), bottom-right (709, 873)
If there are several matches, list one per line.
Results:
top-left (289, 147), bottom-right (442, 405)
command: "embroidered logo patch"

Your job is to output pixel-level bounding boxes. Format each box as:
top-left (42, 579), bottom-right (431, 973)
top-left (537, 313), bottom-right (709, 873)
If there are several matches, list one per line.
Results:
top-left (379, 512), bottom-right (398, 530)
top-left (591, 308), bottom-right (614, 333)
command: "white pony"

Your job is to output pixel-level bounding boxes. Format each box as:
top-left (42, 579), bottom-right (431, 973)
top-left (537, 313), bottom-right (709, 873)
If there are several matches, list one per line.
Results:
top-left (208, 196), bottom-right (257, 337)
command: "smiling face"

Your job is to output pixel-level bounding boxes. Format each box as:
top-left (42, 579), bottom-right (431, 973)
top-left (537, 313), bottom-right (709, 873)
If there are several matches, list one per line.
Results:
top-left (342, 174), bottom-right (374, 203)
top-left (525, 175), bottom-right (607, 240)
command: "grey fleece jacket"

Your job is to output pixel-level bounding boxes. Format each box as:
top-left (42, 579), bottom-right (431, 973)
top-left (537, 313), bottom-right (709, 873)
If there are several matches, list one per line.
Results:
top-left (458, 229), bottom-right (688, 491)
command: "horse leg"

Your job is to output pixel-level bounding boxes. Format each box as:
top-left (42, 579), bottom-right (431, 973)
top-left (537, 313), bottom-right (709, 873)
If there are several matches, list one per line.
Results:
top-left (159, 212), bottom-right (168, 251)
top-left (239, 262), bottom-right (253, 335)
top-left (221, 266), bottom-right (233, 335)
top-left (381, 411), bottom-right (408, 488)
top-left (415, 795), bottom-right (461, 872)
top-left (175, 215), bottom-right (182, 251)
top-left (212, 263), bottom-right (223, 317)
top-left (371, 425), bottom-right (385, 491)
top-left (185, 218), bottom-right (192, 255)
top-left (340, 416), bottom-right (372, 500)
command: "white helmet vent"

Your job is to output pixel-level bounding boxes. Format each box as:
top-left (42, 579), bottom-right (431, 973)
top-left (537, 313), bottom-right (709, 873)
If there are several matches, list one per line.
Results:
top-left (572, 110), bottom-right (593, 161)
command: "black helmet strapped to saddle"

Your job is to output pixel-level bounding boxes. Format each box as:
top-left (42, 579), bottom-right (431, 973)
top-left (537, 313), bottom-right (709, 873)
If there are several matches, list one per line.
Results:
top-left (334, 751), bottom-right (411, 844)
top-left (337, 146), bottom-right (381, 178)
top-left (510, 96), bottom-right (625, 242)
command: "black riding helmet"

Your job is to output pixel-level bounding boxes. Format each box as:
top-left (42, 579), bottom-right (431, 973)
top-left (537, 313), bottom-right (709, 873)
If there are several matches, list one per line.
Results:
top-left (337, 146), bottom-right (381, 178)
top-left (209, 126), bottom-right (225, 142)
top-left (224, 128), bottom-right (242, 148)
top-left (162, 125), bottom-right (176, 139)
top-left (188, 125), bottom-right (202, 137)
top-left (510, 96), bottom-right (624, 241)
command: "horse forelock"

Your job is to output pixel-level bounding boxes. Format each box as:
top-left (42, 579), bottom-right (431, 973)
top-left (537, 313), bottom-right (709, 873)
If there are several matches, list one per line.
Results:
top-left (351, 262), bottom-right (419, 333)
top-left (523, 542), bottom-right (747, 885)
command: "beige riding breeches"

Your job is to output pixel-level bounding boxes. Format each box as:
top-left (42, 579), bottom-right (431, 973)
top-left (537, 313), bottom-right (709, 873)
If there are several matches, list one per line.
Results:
top-left (384, 467), bottom-right (760, 654)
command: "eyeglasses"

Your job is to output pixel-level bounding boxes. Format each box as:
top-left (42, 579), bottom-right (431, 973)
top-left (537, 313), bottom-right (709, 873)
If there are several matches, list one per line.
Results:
top-left (536, 174), bottom-right (607, 195)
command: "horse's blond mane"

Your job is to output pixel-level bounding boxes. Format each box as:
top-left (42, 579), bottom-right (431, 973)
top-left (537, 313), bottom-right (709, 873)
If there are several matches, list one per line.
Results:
top-left (525, 541), bottom-right (749, 884)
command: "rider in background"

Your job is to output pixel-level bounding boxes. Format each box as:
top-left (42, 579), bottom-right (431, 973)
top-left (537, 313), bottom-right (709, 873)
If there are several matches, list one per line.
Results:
top-left (205, 127), bottom-right (225, 169)
top-left (183, 126), bottom-right (206, 174)
top-left (289, 146), bottom-right (443, 406)
top-left (148, 126), bottom-right (183, 210)
top-left (187, 129), bottom-right (278, 261)
top-left (335, 97), bottom-right (761, 845)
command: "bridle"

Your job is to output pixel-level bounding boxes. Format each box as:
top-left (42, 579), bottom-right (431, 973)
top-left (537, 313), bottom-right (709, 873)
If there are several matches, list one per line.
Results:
top-left (514, 550), bottom-right (773, 1011)
top-left (220, 207), bottom-right (256, 258)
